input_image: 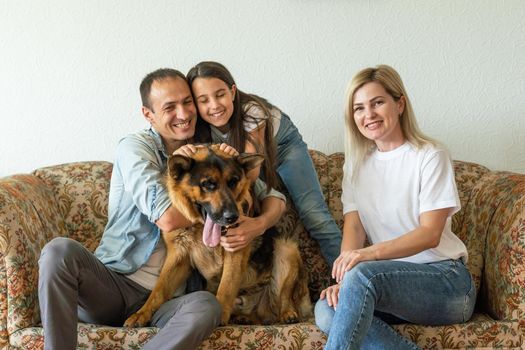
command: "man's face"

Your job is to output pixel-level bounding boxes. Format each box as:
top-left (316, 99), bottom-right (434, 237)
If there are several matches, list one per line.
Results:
top-left (143, 77), bottom-right (197, 149)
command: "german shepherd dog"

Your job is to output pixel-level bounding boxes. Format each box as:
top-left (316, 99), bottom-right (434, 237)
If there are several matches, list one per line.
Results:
top-left (124, 145), bottom-right (311, 326)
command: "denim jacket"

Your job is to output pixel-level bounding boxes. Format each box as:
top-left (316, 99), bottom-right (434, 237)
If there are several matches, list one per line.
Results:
top-left (94, 127), bottom-right (171, 273)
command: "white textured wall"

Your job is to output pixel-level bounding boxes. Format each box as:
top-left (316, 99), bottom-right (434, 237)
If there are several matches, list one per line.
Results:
top-left (1, 0), bottom-right (524, 176)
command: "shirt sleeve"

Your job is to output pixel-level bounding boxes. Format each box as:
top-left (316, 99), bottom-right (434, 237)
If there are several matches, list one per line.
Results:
top-left (243, 102), bottom-right (268, 133)
top-left (341, 161), bottom-right (358, 214)
top-left (115, 135), bottom-right (172, 223)
top-left (419, 148), bottom-right (461, 217)
top-left (253, 178), bottom-right (286, 203)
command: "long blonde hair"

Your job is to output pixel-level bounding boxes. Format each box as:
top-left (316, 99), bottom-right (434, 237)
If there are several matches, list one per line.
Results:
top-left (344, 65), bottom-right (437, 181)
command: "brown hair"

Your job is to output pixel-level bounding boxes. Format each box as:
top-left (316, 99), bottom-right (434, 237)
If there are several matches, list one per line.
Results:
top-left (139, 68), bottom-right (186, 111)
top-left (187, 61), bottom-right (279, 191)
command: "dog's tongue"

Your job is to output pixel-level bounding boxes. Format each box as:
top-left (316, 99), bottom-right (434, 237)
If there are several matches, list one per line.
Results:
top-left (203, 214), bottom-right (221, 247)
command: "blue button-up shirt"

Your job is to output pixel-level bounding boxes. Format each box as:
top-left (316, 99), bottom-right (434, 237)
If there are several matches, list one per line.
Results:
top-left (95, 127), bottom-right (171, 273)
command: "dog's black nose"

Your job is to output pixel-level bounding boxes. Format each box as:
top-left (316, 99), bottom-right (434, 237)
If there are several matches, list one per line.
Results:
top-left (223, 211), bottom-right (238, 224)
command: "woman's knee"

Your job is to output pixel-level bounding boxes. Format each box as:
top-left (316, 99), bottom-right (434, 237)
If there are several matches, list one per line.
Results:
top-left (314, 298), bottom-right (334, 334)
top-left (342, 261), bottom-right (379, 286)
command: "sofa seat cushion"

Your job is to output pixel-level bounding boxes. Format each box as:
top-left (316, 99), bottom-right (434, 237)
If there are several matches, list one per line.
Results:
top-left (394, 313), bottom-right (523, 350)
top-left (10, 322), bottom-right (328, 350)
top-left (10, 313), bottom-right (523, 350)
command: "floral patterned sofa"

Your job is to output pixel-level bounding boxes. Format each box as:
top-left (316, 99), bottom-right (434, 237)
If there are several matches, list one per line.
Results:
top-left (1, 150), bottom-right (524, 349)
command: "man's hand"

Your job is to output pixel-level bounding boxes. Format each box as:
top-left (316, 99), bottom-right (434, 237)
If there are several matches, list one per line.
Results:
top-left (220, 215), bottom-right (264, 252)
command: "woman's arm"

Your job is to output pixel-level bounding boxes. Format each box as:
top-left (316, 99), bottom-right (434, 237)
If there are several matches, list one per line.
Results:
top-left (323, 208), bottom-right (450, 308)
top-left (332, 211), bottom-right (367, 282)
top-left (364, 207), bottom-right (449, 260)
top-left (334, 207), bottom-right (450, 282)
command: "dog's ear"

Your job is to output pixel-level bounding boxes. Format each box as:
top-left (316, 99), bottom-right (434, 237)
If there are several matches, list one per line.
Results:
top-left (237, 153), bottom-right (265, 172)
top-left (167, 155), bottom-right (194, 180)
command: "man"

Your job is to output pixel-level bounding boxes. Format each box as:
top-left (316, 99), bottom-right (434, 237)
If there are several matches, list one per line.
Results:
top-left (38, 68), bottom-right (286, 350)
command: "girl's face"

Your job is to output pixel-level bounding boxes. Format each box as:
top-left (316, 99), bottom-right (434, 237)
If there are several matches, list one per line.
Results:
top-left (191, 77), bottom-right (236, 132)
top-left (352, 81), bottom-right (405, 152)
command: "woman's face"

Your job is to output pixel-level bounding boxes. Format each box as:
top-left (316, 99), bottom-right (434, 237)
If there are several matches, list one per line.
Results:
top-left (191, 77), bottom-right (236, 132)
top-left (352, 81), bottom-right (405, 151)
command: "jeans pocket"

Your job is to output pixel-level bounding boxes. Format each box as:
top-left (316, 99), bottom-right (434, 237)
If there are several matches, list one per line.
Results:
top-left (429, 259), bottom-right (459, 277)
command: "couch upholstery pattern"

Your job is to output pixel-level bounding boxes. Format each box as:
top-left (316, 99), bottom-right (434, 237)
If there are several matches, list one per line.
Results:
top-left (1, 150), bottom-right (524, 349)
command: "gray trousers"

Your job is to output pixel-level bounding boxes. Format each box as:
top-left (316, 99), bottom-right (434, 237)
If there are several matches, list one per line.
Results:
top-left (38, 237), bottom-right (221, 350)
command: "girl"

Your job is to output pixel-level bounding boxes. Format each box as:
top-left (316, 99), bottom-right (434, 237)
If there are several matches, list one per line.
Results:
top-left (186, 61), bottom-right (341, 266)
top-left (314, 65), bottom-right (476, 349)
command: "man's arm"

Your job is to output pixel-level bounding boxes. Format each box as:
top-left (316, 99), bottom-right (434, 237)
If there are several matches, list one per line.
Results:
top-left (155, 206), bottom-right (193, 232)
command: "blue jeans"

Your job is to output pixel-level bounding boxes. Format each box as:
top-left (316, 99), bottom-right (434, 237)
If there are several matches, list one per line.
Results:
top-left (275, 113), bottom-right (342, 266)
top-left (315, 259), bottom-right (476, 350)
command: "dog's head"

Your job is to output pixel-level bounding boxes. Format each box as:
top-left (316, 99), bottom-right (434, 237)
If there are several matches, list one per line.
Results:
top-left (166, 145), bottom-right (264, 231)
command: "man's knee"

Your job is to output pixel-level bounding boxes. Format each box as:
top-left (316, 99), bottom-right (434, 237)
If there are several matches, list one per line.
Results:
top-left (39, 237), bottom-right (84, 274)
top-left (186, 291), bottom-right (222, 327)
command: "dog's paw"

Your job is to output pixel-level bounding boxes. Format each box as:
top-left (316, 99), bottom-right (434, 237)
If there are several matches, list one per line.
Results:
top-left (230, 315), bottom-right (253, 325)
top-left (280, 309), bottom-right (299, 324)
top-left (220, 310), bottom-right (232, 326)
top-left (124, 311), bottom-right (151, 328)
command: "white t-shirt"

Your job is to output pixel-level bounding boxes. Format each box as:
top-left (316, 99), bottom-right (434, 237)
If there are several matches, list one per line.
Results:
top-left (341, 142), bottom-right (468, 264)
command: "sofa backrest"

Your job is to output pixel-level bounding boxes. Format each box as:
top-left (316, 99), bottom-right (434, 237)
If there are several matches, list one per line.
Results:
top-left (32, 161), bottom-right (112, 252)
top-left (15, 153), bottom-right (525, 321)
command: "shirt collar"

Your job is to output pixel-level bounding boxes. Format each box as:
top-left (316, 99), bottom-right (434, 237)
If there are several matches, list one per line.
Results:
top-left (148, 126), bottom-right (169, 159)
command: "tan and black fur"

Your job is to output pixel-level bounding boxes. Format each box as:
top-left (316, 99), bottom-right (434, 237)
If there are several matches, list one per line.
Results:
top-left (124, 145), bottom-right (311, 327)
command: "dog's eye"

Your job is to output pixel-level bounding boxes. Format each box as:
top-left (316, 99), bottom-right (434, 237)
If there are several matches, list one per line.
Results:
top-left (227, 176), bottom-right (239, 189)
top-left (201, 180), bottom-right (217, 192)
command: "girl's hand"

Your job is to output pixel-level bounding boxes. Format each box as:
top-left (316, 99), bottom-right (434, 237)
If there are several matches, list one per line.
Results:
top-left (217, 143), bottom-right (239, 156)
top-left (220, 215), bottom-right (261, 252)
top-left (320, 284), bottom-right (341, 309)
top-left (332, 249), bottom-right (376, 283)
top-left (173, 144), bottom-right (199, 157)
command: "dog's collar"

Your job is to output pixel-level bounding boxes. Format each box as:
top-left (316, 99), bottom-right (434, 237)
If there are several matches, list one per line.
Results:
top-left (221, 223), bottom-right (239, 235)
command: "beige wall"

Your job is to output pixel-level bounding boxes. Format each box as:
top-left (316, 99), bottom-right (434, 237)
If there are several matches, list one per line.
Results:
top-left (1, 0), bottom-right (524, 176)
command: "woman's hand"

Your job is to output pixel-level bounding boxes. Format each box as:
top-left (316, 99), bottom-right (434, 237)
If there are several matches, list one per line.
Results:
top-left (332, 249), bottom-right (376, 283)
top-left (220, 215), bottom-right (263, 252)
top-left (320, 284), bottom-right (341, 309)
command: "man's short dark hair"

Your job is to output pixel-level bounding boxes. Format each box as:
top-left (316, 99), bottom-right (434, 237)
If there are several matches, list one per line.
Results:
top-left (140, 68), bottom-right (186, 110)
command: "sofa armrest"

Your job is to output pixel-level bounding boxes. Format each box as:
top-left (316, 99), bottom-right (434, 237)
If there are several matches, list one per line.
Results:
top-left (0, 174), bottom-right (67, 346)
top-left (472, 171), bottom-right (525, 320)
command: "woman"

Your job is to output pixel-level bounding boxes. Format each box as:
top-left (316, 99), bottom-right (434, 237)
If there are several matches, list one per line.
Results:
top-left (314, 65), bottom-right (476, 349)
top-left (186, 61), bottom-right (341, 266)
